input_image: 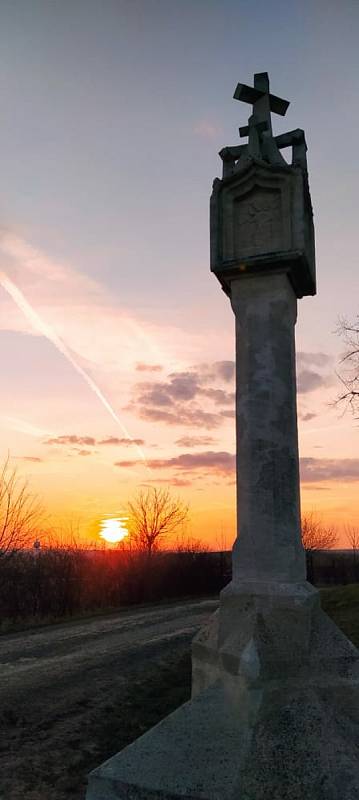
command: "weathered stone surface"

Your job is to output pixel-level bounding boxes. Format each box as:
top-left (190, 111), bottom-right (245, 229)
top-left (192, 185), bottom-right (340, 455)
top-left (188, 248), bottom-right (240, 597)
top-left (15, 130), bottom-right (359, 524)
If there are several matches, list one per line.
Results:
top-left (192, 581), bottom-right (359, 697)
top-left (210, 159), bottom-right (316, 298)
top-left (230, 273), bottom-right (305, 585)
top-left (87, 675), bottom-right (359, 800)
top-left (211, 72), bottom-right (315, 298)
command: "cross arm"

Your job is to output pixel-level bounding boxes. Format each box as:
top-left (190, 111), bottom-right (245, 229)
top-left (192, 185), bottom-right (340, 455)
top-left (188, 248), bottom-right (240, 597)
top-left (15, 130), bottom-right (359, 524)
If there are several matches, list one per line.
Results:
top-left (233, 82), bottom-right (289, 116)
top-left (219, 145), bottom-right (247, 162)
top-left (274, 129), bottom-right (306, 149)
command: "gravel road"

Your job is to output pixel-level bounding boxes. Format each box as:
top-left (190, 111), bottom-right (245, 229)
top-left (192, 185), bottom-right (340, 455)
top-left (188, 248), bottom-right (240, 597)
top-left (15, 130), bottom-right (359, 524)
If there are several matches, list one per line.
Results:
top-left (0, 598), bottom-right (217, 800)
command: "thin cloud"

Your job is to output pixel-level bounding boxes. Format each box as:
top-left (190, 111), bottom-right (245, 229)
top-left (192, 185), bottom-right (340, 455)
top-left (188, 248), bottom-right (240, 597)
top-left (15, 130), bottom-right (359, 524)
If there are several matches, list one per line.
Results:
top-left (117, 453), bottom-right (359, 485)
top-left (44, 434), bottom-right (145, 447)
top-left (135, 405), bottom-right (223, 429)
top-left (195, 361), bottom-right (235, 383)
top-left (146, 477), bottom-right (192, 487)
top-left (99, 437), bottom-right (145, 446)
top-left (1, 416), bottom-right (52, 438)
top-left (175, 435), bottom-right (217, 447)
top-left (193, 119), bottom-right (223, 140)
top-left (0, 270), bottom-right (147, 465)
top-left (220, 409), bottom-right (235, 419)
top-left (115, 450), bottom-right (236, 477)
top-left (200, 387), bottom-right (235, 406)
top-left (299, 412), bottom-right (317, 422)
top-left (129, 362), bottom-right (236, 430)
top-left (17, 456), bottom-right (43, 463)
top-left (297, 352), bottom-right (332, 368)
top-left (45, 435), bottom-right (96, 446)
top-left (136, 363), bottom-right (163, 372)
top-left (300, 457), bottom-right (359, 483)
top-left (297, 369), bottom-right (330, 394)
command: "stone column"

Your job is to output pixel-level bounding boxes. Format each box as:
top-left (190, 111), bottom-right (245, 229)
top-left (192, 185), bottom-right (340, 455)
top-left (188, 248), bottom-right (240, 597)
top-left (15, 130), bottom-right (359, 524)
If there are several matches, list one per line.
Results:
top-left (230, 271), bottom-right (306, 585)
top-left (86, 73), bottom-right (359, 800)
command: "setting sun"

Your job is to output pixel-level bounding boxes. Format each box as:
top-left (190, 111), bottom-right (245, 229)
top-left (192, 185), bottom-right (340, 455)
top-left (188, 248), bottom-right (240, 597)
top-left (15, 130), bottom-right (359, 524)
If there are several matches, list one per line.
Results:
top-left (99, 516), bottom-right (129, 544)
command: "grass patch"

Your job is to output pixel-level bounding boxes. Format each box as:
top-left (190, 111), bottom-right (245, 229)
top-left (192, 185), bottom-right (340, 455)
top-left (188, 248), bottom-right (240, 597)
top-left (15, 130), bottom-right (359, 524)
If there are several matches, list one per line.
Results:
top-left (0, 594), bottom-right (214, 636)
top-left (320, 584), bottom-right (359, 647)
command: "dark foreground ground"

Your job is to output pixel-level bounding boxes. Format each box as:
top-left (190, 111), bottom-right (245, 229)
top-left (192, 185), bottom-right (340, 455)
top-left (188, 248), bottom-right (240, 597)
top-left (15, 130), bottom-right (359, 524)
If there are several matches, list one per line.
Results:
top-left (0, 598), bottom-right (217, 800)
top-left (0, 587), bottom-right (358, 800)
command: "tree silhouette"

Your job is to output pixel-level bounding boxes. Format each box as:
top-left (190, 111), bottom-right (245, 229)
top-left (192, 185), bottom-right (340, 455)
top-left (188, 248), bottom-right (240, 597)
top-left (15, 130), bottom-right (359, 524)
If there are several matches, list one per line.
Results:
top-left (337, 316), bottom-right (359, 417)
top-left (127, 487), bottom-right (188, 557)
top-left (0, 457), bottom-right (42, 560)
top-left (301, 512), bottom-right (338, 551)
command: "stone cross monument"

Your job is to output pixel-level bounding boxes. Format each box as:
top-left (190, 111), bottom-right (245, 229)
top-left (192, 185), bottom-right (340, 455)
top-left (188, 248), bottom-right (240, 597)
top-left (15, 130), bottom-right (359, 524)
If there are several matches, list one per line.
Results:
top-left (86, 73), bottom-right (359, 800)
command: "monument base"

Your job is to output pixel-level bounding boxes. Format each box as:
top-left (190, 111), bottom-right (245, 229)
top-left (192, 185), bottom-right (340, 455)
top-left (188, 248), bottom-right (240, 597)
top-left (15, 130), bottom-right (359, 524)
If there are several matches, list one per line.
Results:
top-left (86, 582), bottom-right (359, 800)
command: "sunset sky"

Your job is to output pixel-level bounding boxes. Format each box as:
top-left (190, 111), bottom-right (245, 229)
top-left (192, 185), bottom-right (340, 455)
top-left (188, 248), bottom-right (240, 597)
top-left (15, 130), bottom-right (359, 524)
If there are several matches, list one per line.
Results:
top-left (0, 0), bottom-right (358, 548)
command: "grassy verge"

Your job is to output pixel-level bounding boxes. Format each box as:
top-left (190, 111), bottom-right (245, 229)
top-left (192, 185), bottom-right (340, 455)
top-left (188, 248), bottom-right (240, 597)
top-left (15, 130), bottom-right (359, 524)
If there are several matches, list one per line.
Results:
top-left (0, 594), bottom-right (215, 636)
top-left (320, 583), bottom-right (359, 647)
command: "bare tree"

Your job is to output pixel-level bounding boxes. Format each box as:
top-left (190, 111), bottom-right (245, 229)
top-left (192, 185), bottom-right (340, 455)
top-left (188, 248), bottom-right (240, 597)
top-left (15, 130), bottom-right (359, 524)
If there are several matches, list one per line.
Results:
top-left (336, 316), bottom-right (359, 417)
top-left (175, 534), bottom-right (208, 554)
top-left (301, 512), bottom-right (338, 551)
top-left (345, 524), bottom-right (359, 555)
top-left (0, 457), bottom-right (42, 560)
top-left (127, 487), bottom-right (189, 557)
top-left (345, 524), bottom-right (359, 581)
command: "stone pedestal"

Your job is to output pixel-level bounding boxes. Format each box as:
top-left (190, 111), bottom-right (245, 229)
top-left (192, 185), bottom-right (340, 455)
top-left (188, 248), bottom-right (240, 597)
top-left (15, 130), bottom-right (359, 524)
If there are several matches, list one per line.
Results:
top-left (87, 576), bottom-right (359, 799)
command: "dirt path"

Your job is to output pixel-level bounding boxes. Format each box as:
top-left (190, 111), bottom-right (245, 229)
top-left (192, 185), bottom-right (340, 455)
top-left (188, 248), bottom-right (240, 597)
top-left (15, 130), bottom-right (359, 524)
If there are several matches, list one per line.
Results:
top-left (0, 598), bottom-right (218, 800)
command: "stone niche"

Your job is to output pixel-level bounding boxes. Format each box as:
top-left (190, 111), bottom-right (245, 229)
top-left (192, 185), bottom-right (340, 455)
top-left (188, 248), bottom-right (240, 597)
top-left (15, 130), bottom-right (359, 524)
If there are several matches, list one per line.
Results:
top-left (210, 159), bottom-right (316, 298)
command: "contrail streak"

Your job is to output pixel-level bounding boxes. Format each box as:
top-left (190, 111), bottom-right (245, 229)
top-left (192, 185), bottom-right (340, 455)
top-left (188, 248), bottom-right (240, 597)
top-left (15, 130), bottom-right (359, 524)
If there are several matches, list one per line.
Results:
top-left (0, 271), bottom-right (148, 466)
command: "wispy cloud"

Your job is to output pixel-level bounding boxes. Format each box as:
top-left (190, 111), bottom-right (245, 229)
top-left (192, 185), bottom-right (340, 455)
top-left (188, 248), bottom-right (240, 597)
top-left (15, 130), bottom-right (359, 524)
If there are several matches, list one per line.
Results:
top-left (193, 120), bottom-right (223, 140)
top-left (297, 369), bottom-right (332, 394)
top-left (0, 231), bottom-right (221, 379)
top-left (136, 363), bottom-right (163, 373)
top-left (0, 416), bottom-right (52, 438)
top-left (145, 477), bottom-right (192, 487)
top-left (0, 265), bottom-right (147, 464)
top-left (45, 435), bottom-right (96, 446)
top-left (299, 412), bottom-right (317, 422)
top-left (44, 434), bottom-right (145, 447)
top-left (297, 352), bottom-right (332, 368)
top-left (134, 405), bottom-right (223, 429)
top-left (115, 450), bottom-right (236, 477)
top-left (175, 435), bottom-right (217, 447)
top-left (99, 437), bottom-right (145, 446)
top-left (128, 363), bottom-right (236, 430)
top-left (300, 458), bottom-right (359, 483)
top-left (17, 456), bottom-right (43, 463)
top-left (116, 452), bottom-right (359, 486)
top-left (296, 351), bottom-right (334, 395)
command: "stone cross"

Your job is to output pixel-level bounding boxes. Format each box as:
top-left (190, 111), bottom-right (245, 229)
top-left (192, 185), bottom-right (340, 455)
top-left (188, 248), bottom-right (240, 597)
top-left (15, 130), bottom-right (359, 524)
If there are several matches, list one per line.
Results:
top-left (219, 72), bottom-right (309, 174)
top-left (234, 72), bottom-right (289, 161)
top-left (209, 74), bottom-right (316, 586)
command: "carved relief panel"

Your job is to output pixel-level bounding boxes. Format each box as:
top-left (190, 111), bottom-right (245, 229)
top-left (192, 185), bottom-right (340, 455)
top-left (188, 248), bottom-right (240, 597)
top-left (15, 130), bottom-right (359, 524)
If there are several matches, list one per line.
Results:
top-left (233, 188), bottom-right (282, 257)
top-left (210, 161), bottom-right (315, 297)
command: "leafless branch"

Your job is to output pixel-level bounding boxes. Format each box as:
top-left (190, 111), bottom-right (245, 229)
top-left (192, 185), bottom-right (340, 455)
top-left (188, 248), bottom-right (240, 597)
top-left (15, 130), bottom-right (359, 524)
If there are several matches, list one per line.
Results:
top-left (301, 511), bottom-right (338, 551)
top-left (0, 456), bottom-right (43, 560)
top-left (127, 487), bottom-right (189, 556)
top-left (345, 524), bottom-right (359, 553)
top-left (336, 316), bottom-right (359, 417)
